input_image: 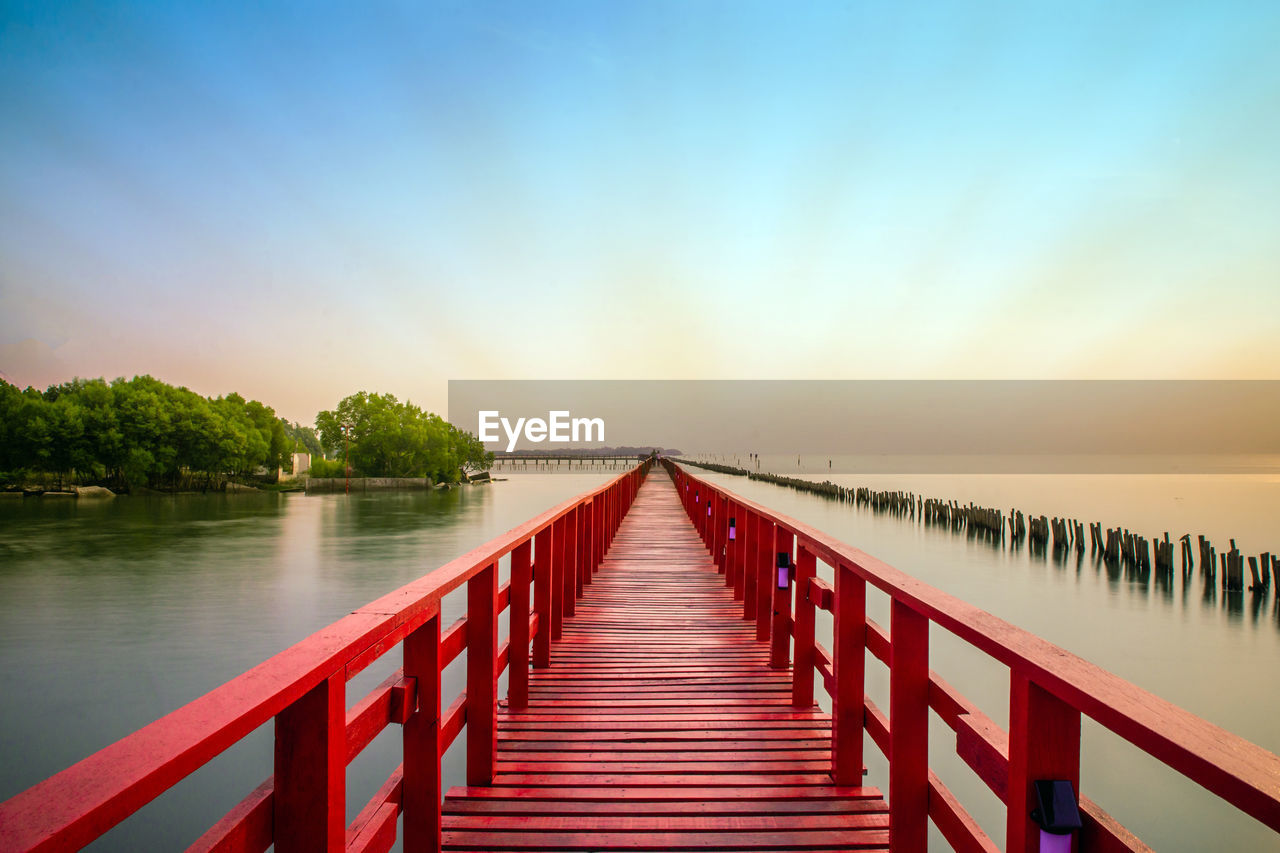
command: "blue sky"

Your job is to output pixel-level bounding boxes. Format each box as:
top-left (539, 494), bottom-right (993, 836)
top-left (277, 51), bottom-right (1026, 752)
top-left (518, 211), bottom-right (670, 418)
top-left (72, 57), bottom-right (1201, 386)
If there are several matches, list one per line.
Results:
top-left (2, 1), bottom-right (1277, 422)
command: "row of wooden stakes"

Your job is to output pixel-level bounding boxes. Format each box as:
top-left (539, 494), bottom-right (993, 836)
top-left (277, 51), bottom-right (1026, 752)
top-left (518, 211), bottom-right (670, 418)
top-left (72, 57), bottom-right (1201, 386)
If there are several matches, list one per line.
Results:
top-left (681, 459), bottom-right (1278, 599)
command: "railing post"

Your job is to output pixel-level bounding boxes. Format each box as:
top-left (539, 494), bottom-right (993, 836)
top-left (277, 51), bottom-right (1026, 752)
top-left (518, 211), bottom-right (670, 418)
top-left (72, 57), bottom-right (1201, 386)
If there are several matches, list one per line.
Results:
top-left (564, 508), bottom-right (578, 617)
top-left (533, 525), bottom-right (554, 667)
top-left (509, 541), bottom-right (532, 709)
top-left (1008, 674), bottom-right (1081, 853)
top-left (550, 517), bottom-right (565, 641)
top-left (743, 512), bottom-right (759, 621)
top-left (273, 672), bottom-right (345, 852)
top-left (792, 544), bottom-right (816, 707)
top-left (601, 487), bottom-right (608, 561)
top-left (403, 609), bottom-right (441, 852)
top-left (586, 499), bottom-right (593, 584)
top-left (713, 494), bottom-right (726, 574)
top-left (721, 499), bottom-right (733, 586)
top-left (466, 562), bottom-right (498, 785)
top-left (832, 562), bottom-right (865, 785)
top-left (732, 503), bottom-right (746, 600)
top-left (771, 527), bottom-right (794, 669)
top-left (756, 519), bottom-right (775, 641)
top-left (889, 599), bottom-right (929, 852)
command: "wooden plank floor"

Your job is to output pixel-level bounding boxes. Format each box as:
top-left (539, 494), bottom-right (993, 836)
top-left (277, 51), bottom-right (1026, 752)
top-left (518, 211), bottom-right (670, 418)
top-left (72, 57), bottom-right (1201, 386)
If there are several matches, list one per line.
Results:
top-left (441, 473), bottom-right (889, 851)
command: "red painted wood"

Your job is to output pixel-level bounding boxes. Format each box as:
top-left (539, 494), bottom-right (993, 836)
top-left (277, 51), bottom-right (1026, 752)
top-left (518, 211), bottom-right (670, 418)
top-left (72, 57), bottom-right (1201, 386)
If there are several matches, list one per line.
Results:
top-left (832, 563), bottom-right (866, 786)
top-left (1007, 673), bottom-right (1081, 853)
top-left (347, 801), bottom-right (398, 853)
top-left (0, 465), bottom-right (650, 853)
top-left (889, 599), bottom-right (929, 852)
top-left (439, 472), bottom-right (888, 851)
top-left (273, 672), bottom-right (345, 853)
top-left (403, 610), bottom-right (442, 853)
top-left (186, 778), bottom-right (272, 853)
top-left (792, 545), bottom-right (817, 708)
top-left (551, 516), bottom-right (565, 642)
top-left (390, 676), bottom-right (416, 726)
top-left (756, 518), bottom-right (774, 641)
top-left (671, 463), bottom-right (1280, 837)
top-left (509, 541), bottom-right (532, 709)
top-left (346, 670), bottom-right (401, 764)
top-left (12, 457), bottom-right (1280, 852)
top-left (742, 511), bottom-right (759, 620)
top-left (467, 562), bottom-right (498, 785)
top-left (533, 526), bottom-right (554, 669)
top-left (440, 692), bottom-right (467, 754)
top-left (929, 771), bottom-right (1000, 853)
top-left (564, 508), bottom-right (578, 618)
top-left (771, 527), bottom-right (793, 670)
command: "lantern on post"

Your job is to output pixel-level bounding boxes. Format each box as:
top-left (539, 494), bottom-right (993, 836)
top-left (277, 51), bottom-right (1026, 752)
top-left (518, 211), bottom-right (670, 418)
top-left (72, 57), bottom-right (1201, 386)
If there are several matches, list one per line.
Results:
top-left (1031, 780), bottom-right (1082, 853)
top-left (707, 503), bottom-right (712, 517)
top-left (728, 517), bottom-right (736, 541)
top-left (777, 552), bottom-right (792, 589)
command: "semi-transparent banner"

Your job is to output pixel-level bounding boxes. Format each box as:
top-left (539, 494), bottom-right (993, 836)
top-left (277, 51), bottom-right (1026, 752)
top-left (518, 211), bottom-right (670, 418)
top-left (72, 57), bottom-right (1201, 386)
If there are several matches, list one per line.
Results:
top-left (447, 380), bottom-right (1280, 473)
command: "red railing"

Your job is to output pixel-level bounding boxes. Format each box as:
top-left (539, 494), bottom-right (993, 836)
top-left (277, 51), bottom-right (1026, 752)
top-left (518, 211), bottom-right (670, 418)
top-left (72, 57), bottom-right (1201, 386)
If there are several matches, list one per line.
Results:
top-left (669, 460), bottom-right (1280, 852)
top-left (0, 461), bottom-right (650, 853)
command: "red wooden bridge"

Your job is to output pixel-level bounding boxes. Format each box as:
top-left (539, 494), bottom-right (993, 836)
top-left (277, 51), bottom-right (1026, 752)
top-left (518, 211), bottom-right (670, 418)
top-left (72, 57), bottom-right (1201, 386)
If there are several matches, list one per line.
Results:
top-left (2, 460), bottom-right (1279, 851)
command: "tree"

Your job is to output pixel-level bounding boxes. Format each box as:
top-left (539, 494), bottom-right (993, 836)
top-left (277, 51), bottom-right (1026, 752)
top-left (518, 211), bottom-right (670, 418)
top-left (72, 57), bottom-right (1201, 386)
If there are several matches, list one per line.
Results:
top-left (315, 391), bottom-right (489, 482)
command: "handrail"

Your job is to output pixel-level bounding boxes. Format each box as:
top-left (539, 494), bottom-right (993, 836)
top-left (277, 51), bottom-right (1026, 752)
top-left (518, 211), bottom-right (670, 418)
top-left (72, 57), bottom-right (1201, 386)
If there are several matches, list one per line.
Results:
top-left (667, 460), bottom-right (1280, 852)
top-left (0, 461), bottom-right (650, 852)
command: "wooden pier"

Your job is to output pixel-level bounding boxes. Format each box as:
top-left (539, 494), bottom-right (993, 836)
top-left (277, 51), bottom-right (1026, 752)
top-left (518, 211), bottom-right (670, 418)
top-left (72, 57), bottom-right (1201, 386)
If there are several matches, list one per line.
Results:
top-left (441, 475), bottom-right (888, 850)
top-left (2, 459), bottom-right (1279, 852)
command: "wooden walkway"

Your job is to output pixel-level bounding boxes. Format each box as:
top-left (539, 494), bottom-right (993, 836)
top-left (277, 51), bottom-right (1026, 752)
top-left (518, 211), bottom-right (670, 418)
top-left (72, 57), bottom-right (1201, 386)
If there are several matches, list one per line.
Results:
top-left (441, 473), bottom-right (889, 851)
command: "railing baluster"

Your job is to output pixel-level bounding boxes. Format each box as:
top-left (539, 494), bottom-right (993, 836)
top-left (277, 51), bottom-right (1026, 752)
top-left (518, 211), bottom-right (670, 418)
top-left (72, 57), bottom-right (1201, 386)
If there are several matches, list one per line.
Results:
top-left (832, 562), bottom-right (866, 785)
top-left (890, 598), bottom-right (930, 852)
top-left (550, 517), bottom-right (565, 642)
top-left (403, 609), bottom-right (441, 853)
top-left (583, 499), bottom-right (594, 585)
top-left (792, 544), bottom-right (817, 707)
top-left (743, 512), bottom-right (759, 621)
top-left (721, 491), bottom-right (732, 571)
top-left (756, 519), bottom-right (775, 641)
top-left (273, 672), bottom-right (345, 852)
top-left (533, 525), bottom-right (553, 668)
top-left (466, 562), bottom-right (497, 785)
top-left (732, 501), bottom-right (746, 600)
top-left (509, 541), bottom-right (532, 709)
top-left (1008, 674), bottom-right (1082, 853)
top-left (771, 527), bottom-right (794, 669)
top-left (723, 498), bottom-right (736, 588)
top-left (564, 508), bottom-right (578, 617)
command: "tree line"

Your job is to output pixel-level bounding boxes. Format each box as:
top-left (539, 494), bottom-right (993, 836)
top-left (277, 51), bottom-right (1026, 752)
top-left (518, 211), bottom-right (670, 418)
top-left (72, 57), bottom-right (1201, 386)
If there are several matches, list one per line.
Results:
top-left (0, 378), bottom-right (490, 490)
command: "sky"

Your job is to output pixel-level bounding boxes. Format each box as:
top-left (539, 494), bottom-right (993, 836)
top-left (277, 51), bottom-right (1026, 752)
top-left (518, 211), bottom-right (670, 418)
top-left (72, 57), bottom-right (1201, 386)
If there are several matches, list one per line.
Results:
top-left (2, 1), bottom-right (1278, 425)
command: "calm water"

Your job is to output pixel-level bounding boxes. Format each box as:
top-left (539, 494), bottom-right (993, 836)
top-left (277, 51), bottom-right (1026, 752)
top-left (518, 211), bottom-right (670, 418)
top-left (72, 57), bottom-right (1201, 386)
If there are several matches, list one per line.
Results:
top-left (689, 460), bottom-right (1280, 851)
top-left (0, 474), bottom-right (612, 850)
top-left (3, 465), bottom-right (1278, 851)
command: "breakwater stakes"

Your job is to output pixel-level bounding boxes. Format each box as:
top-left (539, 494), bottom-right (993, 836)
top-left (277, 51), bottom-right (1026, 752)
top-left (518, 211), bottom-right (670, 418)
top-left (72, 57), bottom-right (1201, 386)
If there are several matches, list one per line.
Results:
top-left (1, 461), bottom-right (1278, 850)
top-left (681, 459), bottom-right (1279, 603)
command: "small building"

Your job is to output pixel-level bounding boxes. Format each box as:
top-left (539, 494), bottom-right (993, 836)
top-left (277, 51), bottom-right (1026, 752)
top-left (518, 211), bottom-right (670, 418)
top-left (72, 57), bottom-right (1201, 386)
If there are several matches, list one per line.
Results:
top-left (278, 453), bottom-right (312, 481)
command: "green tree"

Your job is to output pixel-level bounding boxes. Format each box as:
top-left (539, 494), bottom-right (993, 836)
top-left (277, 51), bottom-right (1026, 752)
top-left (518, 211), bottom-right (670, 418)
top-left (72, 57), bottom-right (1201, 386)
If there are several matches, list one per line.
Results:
top-left (315, 391), bottom-right (488, 482)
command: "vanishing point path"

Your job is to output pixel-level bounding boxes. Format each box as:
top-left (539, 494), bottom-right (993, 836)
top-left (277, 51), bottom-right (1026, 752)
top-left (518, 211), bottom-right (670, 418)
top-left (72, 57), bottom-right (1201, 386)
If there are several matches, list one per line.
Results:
top-left (440, 473), bottom-right (890, 851)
